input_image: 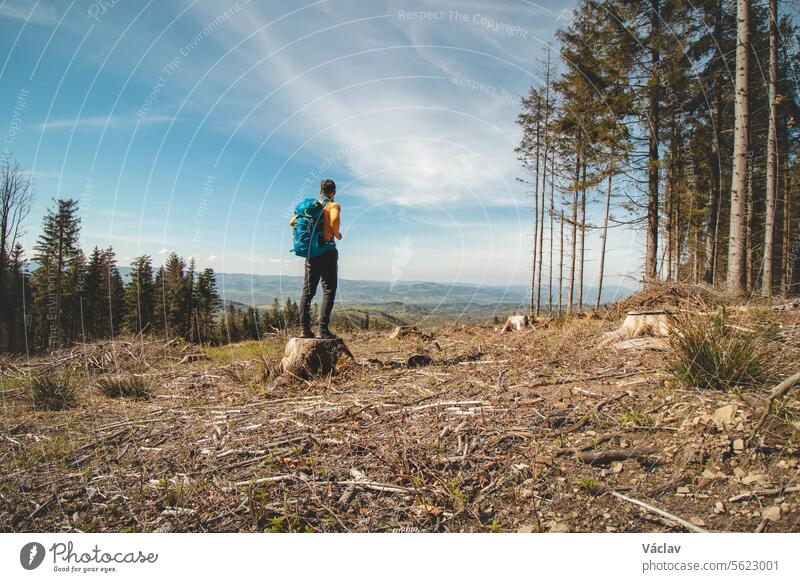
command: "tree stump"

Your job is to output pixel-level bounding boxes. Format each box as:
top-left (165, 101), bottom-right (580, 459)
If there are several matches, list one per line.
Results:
top-left (280, 338), bottom-right (355, 379)
top-left (500, 314), bottom-right (530, 334)
top-left (598, 310), bottom-right (673, 347)
top-left (388, 325), bottom-right (433, 340)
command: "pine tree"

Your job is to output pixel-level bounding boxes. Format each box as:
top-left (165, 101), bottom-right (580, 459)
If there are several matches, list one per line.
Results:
top-left (194, 268), bottom-right (221, 343)
top-left (122, 255), bottom-right (155, 335)
top-left (31, 199), bottom-right (81, 350)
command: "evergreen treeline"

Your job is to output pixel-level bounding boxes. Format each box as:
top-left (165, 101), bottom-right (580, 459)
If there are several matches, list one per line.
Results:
top-left (518, 0), bottom-right (800, 315)
top-left (0, 192), bottom-right (301, 354)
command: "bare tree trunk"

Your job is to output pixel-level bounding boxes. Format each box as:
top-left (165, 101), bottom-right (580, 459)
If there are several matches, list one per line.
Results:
top-left (665, 156), bottom-right (673, 281)
top-left (783, 156), bottom-right (792, 292)
top-left (529, 99), bottom-right (542, 317)
top-left (727, 0), bottom-right (750, 297)
top-left (645, 0), bottom-right (661, 285)
top-left (530, 187), bottom-right (539, 317)
top-left (536, 50), bottom-right (551, 318)
top-left (578, 158), bottom-right (586, 310)
top-left (596, 159), bottom-right (613, 310)
top-left (746, 151), bottom-right (754, 295)
top-left (704, 1), bottom-right (723, 285)
top-left (568, 153), bottom-right (579, 313)
top-left (761, 0), bottom-right (778, 297)
top-left (549, 142), bottom-right (555, 315)
top-left (559, 209), bottom-right (564, 317)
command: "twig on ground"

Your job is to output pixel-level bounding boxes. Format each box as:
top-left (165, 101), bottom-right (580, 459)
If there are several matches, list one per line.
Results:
top-left (610, 491), bottom-right (709, 533)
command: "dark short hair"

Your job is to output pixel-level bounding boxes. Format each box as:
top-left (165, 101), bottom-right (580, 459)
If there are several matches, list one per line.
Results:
top-left (320, 178), bottom-right (336, 197)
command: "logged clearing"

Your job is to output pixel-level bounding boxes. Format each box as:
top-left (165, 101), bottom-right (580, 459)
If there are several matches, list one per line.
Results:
top-left (2, 290), bottom-right (800, 533)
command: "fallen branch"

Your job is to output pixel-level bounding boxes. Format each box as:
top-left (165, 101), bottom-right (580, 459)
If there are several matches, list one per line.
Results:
top-left (577, 445), bottom-right (658, 465)
top-left (751, 372), bottom-right (800, 436)
top-left (610, 491), bottom-right (708, 533)
top-left (729, 485), bottom-right (800, 503)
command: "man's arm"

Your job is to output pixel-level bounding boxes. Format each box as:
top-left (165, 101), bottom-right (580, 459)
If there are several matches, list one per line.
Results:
top-left (290, 215), bottom-right (296, 227)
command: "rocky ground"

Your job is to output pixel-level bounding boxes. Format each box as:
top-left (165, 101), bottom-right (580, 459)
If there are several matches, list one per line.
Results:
top-left (1, 289), bottom-right (799, 532)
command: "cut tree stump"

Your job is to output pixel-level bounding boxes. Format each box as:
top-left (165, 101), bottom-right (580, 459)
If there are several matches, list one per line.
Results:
top-left (500, 314), bottom-right (530, 334)
top-left (598, 310), bottom-right (673, 347)
top-left (280, 338), bottom-right (355, 379)
top-left (388, 325), bottom-right (433, 340)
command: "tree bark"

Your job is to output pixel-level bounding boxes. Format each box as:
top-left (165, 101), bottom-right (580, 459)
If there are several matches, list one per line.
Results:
top-left (536, 52), bottom-right (551, 318)
top-left (597, 159), bottom-right (613, 310)
top-left (704, 1), bottom-right (723, 285)
top-left (726, 0), bottom-right (750, 297)
top-left (559, 209), bottom-right (564, 317)
top-left (761, 0), bottom-right (778, 297)
top-left (530, 95), bottom-right (542, 318)
top-left (578, 158), bottom-right (587, 310)
top-left (645, 0), bottom-right (661, 285)
top-left (549, 139), bottom-right (555, 315)
top-left (568, 152), bottom-right (579, 313)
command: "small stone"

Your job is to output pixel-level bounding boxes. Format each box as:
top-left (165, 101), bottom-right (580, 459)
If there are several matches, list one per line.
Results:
top-left (547, 521), bottom-right (570, 533)
top-left (677, 486), bottom-right (691, 494)
top-left (712, 404), bottom-right (737, 429)
top-left (741, 473), bottom-right (765, 485)
top-left (517, 524), bottom-right (537, 533)
top-left (761, 506), bottom-right (781, 522)
top-left (733, 467), bottom-right (746, 479)
top-left (690, 517), bottom-right (706, 527)
top-left (611, 462), bottom-right (624, 474)
top-left (714, 501), bottom-right (726, 514)
top-left (732, 438), bottom-right (745, 452)
top-left (701, 468), bottom-right (717, 479)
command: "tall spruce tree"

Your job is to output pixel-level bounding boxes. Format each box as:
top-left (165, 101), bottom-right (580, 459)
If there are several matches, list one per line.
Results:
top-left (32, 199), bottom-right (81, 351)
top-left (122, 255), bottom-right (155, 335)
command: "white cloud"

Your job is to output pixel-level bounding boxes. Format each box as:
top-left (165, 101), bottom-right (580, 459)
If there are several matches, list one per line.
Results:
top-left (0, 0), bottom-right (59, 26)
top-left (36, 114), bottom-right (175, 131)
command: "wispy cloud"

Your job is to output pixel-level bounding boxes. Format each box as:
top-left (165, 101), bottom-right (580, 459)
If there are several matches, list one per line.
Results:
top-left (36, 114), bottom-right (175, 131)
top-left (0, 0), bottom-right (59, 26)
top-left (134, 0), bottom-right (539, 209)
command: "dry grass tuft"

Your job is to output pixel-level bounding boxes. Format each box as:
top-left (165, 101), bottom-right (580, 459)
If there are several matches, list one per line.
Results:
top-left (97, 375), bottom-right (153, 399)
top-left (30, 371), bottom-right (77, 410)
top-left (666, 309), bottom-right (774, 390)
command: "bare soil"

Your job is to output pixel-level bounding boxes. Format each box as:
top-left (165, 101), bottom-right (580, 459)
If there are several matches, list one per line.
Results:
top-left (1, 298), bottom-right (799, 532)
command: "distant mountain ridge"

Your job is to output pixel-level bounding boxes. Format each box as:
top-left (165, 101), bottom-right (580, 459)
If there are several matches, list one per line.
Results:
top-left (116, 267), bottom-right (634, 308)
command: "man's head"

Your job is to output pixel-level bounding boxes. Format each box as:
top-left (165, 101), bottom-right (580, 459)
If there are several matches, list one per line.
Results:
top-left (320, 178), bottom-right (336, 199)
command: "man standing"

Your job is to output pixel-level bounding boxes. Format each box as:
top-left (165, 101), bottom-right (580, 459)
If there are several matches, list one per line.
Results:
top-left (291, 178), bottom-right (342, 338)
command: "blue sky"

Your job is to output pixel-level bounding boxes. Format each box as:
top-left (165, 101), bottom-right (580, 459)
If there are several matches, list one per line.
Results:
top-left (0, 0), bottom-right (646, 289)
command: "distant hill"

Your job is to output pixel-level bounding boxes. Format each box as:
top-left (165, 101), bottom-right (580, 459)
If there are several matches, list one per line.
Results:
top-left (109, 267), bottom-right (636, 310)
top-left (186, 272), bottom-right (634, 309)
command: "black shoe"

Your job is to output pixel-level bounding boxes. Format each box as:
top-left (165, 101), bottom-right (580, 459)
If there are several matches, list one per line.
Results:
top-left (317, 328), bottom-right (337, 340)
top-left (300, 328), bottom-right (315, 339)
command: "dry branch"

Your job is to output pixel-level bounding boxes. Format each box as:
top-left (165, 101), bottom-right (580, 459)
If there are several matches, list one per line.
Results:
top-left (751, 371), bottom-right (800, 435)
top-left (577, 445), bottom-right (658, 465)
top-left (610, 491), bottom-right (709, 533)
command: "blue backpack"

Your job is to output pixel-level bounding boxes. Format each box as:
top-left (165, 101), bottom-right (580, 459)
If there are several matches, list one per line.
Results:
top-left (291, 198), bottom-right (332, 259)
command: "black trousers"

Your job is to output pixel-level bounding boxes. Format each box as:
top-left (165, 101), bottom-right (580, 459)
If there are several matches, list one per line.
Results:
top-left (299, 247), bottom-right (338, 329)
